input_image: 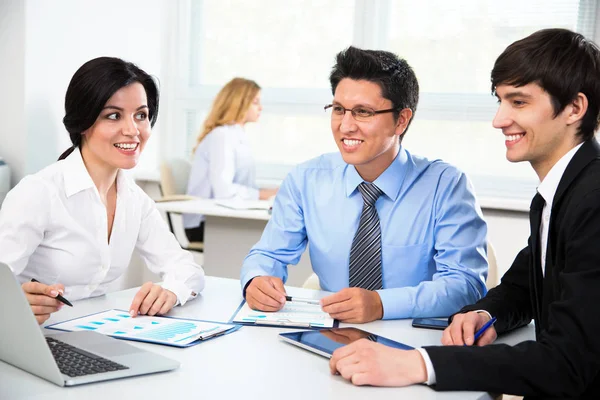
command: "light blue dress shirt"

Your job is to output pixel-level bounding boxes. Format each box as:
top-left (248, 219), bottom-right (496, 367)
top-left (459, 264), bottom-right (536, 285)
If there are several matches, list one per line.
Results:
top-left (184, 124), bottom-right (259, 228)
top-left (240, 148), bottom-right (488, 319)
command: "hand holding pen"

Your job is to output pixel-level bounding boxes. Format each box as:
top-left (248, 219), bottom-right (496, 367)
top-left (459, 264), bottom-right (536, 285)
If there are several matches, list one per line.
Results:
top-left (464, 317), bottom-right (497, 346)
top-left (442, 311), bottom-right (498, 346)
top-left (21, 278), bottom-right (71, 325)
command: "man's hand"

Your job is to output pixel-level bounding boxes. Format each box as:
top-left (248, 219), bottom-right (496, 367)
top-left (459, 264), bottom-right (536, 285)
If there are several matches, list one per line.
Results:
top-left (129, 282), bottom-right (177, 317)
top-left (330, 339), bottom-right (427, 386)
top-left (320, 288), bottom-right (383, 323)
top-left (21, 281), bottom-right (65, 325)
top-left (442, 311), bottom-right (497, 346)
top-left (245, 276), bottom-right (286, 312)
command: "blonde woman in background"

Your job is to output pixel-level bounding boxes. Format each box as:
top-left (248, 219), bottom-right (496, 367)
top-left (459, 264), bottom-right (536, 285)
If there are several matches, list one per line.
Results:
top-left (183, 78), bottom-right (278, 242)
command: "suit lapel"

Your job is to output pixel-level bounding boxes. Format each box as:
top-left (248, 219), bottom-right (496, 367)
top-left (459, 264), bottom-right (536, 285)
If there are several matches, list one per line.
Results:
top-left (539, 140), bottom-right (600, 326)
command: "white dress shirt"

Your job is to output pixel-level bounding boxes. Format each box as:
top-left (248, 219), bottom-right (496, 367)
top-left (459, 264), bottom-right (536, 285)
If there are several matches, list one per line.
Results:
top-left (418, 143), bottom-right (583, 385)
top-left (184, 124), bottom-right (259, 228)
top-left (0, 148), bottom-right (205, 305)
top-left (537, 143), bottom-right (582, 275)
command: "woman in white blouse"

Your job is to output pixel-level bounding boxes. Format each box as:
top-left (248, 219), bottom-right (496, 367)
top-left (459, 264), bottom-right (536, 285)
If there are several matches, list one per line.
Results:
top-left (183, 77), bottom-right (278, 242)
top-left (0, 57), bottom-right (205, 324)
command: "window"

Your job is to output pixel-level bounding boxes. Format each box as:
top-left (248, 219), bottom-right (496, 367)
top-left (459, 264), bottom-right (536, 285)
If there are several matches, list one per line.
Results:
top-left (166, 0), bottom-right (599, 203)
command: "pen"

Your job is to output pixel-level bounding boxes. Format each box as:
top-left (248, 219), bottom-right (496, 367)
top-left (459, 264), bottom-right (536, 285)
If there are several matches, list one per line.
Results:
top-left (285, 295), bottom-right (320, 305)
top-left (30, 278), bottom-right (73, 307)
top-left (470, 316), bottom-right (497, 345)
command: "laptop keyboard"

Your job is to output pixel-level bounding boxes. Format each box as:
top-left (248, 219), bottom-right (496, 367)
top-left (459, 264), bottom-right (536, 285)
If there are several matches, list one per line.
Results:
top-left (46, 337), bottom-right (129, 377)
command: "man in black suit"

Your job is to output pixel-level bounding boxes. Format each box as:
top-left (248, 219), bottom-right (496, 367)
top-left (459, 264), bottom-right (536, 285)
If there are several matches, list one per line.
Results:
top-left (329, 28), bottom-right (600, 398)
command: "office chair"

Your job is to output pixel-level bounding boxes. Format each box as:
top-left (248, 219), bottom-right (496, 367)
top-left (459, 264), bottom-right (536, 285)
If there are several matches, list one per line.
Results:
top-left (302, 240), bottom-right (499, 290)
top-left (158, 158), bottom-right (203, 252)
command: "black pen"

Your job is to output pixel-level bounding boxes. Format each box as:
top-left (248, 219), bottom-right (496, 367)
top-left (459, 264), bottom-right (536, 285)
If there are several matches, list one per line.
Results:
top-left (30, 278), bottom-right (73, 307)
top-left (285, 295), bottom-right (320, 305)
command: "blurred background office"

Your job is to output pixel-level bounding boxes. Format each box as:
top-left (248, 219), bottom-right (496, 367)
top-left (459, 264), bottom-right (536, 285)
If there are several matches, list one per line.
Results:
top-left (1, 0), bottom-right (598, 286)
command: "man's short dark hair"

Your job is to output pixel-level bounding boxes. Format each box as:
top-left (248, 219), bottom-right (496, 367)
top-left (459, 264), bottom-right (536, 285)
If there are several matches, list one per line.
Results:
top-left (492, 28), bottom-right (600, 141)
top-left (329, 46), bottom-right (419, 138)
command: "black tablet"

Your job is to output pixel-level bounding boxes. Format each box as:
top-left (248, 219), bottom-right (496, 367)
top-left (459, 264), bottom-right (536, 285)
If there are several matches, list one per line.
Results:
top-left (279, 327), bottom-right (413, 358)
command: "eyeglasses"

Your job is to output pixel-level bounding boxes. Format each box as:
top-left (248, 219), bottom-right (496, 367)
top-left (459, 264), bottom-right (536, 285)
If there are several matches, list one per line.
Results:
top-left (324, 104), bottom-right (397, 122)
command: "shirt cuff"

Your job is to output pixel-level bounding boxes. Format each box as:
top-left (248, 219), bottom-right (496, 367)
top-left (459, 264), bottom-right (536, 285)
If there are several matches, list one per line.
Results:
top-left (416, 348), bottom-right (437, 385)
top-left (161, 280), bottom-right (197, 306)
top-left (376, 288), bottom-right (412, 319)
top-left (474, 309), bottom-right (493, 321)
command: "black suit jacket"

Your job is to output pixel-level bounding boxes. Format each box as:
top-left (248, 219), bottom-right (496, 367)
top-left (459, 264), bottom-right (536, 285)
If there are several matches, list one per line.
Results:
top-left (425, 140), bottom-right (600, 399)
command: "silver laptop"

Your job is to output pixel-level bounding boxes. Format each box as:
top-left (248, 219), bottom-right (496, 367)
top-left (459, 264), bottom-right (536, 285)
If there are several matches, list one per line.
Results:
top-left (0, 262), bottom-right (180, 386)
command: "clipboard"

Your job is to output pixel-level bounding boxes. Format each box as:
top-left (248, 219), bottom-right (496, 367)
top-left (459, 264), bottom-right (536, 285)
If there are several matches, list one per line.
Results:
top-left (46, 309), bottom-right (242, 348)
top-left (229, 300), bottom-right (339, 329)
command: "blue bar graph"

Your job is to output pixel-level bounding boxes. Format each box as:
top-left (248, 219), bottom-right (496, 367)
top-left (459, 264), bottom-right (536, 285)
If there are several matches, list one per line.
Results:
top-left (135, 322), bottom-right (198, 341)
top-left (76, 325), bottom-right (97, 330)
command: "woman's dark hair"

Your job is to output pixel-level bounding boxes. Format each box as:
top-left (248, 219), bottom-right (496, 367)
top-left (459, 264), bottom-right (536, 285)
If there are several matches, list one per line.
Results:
top-left (329, 46), bottom-right (419, 139)
top-left (59, 57), bottom-right (159, 160)
top-left (492, 28), bottom-right (600, 141)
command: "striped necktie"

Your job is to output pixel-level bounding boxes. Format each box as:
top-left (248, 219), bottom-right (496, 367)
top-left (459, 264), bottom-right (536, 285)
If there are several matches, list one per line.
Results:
top-left (349, 182), bottom-right (383, 290)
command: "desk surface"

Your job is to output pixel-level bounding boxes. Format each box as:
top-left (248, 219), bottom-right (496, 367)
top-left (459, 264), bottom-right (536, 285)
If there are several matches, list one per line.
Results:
top-left (0, 277), bottom-right (534, 400)
top-left (156, 199), bottom-right (271, 220)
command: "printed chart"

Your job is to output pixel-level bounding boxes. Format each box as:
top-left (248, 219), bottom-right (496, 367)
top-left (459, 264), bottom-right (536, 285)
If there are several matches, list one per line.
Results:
top-left (48, 309), bottom-right (234, 346)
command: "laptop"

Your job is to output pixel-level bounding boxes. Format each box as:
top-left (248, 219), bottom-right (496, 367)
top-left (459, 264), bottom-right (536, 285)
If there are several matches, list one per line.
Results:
top-left (0, 262), bottom-right (180, 386)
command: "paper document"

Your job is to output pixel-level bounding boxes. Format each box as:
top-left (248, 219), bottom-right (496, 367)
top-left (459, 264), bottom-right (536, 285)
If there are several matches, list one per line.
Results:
top-left (215, 200), bottom-right (271, 210)
top-left (47, 309), bottom-right (238, 347)
top-left (232, 301), bottom-right (336, 328)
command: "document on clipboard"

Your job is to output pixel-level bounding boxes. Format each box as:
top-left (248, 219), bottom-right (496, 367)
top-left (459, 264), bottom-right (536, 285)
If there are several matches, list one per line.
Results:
top-left (46, 309), bottom-right (241, 347)
top-left (230, 300), bottom-right (338, 329)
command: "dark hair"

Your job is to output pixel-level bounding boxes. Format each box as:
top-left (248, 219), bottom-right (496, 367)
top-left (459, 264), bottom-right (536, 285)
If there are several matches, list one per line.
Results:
top-left (491, 28), bottom-right (600, 141)
top-left (59, 57), bottom-right (160, 160)
top-left (329, 46), bottom-right (419, 137)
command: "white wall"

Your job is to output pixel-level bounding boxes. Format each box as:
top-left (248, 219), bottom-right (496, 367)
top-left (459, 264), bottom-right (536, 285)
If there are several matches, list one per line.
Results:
top-left (0, 0), bottom-right (169, 184)
top-left (0, 0), bottom-right (26, 186)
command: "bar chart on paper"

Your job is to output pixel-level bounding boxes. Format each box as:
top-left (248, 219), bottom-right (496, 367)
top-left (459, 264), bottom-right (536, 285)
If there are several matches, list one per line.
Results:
top-left (47, 309), bottom-right (236, 346)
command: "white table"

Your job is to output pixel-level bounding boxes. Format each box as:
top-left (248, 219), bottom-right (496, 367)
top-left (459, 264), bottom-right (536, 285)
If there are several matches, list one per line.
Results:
top-left (155, 199), bottom-right (313, 287)
top-left (0, 277), bottom-right (534, 400)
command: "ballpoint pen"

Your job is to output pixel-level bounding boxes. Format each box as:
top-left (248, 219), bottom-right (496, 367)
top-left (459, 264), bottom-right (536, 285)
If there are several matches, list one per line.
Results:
top-left (30, 278), bottom-right (73, 307)
top-left (285, 295), bottom-right (320, 305)
top-left (468, 316), bottom-right (497, 345)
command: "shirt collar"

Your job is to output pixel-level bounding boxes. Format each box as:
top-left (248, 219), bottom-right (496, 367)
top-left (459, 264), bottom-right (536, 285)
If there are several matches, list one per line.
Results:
top-left (344, 147), bottom-right (408, 201)
top-left (537, 143), bottom-right (583, 208)
top-left (62, 147), bottom-right (96, 198)
top-left (62, 147), bottom-right (133, 198)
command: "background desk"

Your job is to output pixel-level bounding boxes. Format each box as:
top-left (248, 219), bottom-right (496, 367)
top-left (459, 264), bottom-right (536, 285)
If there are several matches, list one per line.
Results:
top-left (1, 276), bottom-right (535, 400)
top-left (155, 199), bottom-right (313, 286)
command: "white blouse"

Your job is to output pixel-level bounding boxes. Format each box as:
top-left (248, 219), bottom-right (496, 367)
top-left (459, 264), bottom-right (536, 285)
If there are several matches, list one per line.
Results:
top-left (0, 149), bottom-right (204, 304)
top-left (184, 124), bottom-right (259, 228)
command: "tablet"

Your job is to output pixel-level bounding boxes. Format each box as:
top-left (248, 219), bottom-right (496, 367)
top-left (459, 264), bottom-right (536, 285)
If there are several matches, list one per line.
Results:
top-left (279, 327), bottom-right (413, 358)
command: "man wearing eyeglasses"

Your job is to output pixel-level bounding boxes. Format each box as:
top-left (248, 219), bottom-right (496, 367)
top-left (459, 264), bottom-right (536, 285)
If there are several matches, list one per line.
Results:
top-left (329, 29), bottom-right (600, 398)
top-left (240, 47), bottom-right (488, 323)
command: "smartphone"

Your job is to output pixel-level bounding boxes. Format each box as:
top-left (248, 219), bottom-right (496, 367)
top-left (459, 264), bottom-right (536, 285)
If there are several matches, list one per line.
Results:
top-left (411, 318), bottom-right (449, 330)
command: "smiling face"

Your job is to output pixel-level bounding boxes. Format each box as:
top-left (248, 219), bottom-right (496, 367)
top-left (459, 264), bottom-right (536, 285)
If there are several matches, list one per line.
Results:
top-left (331, 78), bottom-right (411, 182)
top-left (81, 82), bottom-right (151, 172)
top-left (493, 83), bottom-right (584, 179)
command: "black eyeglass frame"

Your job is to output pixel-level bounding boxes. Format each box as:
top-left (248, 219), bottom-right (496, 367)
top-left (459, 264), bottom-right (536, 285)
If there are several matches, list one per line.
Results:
top-left (324, 103), bottom-right (398, 119)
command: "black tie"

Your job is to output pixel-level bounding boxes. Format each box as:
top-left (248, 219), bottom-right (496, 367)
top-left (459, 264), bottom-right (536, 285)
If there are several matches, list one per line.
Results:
top-left (529, 192), bottom-right (546, 322)
top-left (349, 182), bottom-right (384, 290)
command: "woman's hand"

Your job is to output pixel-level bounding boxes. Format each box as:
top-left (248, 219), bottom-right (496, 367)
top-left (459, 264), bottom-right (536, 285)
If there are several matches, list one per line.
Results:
top-left (21, 281), bottom-right (65, 325)
top-left (129, 282), bottom-right (177, 317)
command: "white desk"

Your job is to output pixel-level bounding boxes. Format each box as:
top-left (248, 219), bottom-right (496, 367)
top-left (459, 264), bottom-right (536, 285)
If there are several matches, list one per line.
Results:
top-left (0, 277), bottom-right (535, 400)
top-left (155, 199), bottom-right (313, 287)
